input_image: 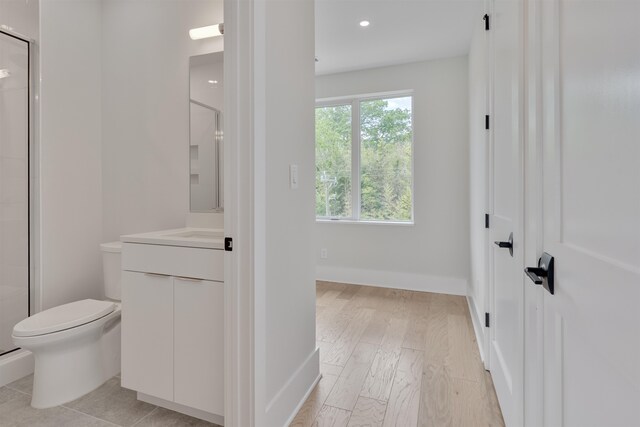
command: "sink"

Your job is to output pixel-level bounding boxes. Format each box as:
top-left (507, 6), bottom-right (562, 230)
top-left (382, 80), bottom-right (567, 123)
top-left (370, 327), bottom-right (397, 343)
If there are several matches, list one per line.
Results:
top-left (162, 230), bottom-right (223, 240)
top-left (121, 227), bottom-right (224, 249)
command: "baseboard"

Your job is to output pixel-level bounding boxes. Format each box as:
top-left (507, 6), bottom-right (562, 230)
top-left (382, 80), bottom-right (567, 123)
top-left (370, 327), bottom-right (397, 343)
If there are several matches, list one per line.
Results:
top-left (282, 372), bottom-right (322, 427)
top-left (0, 349), bottom-right (34, 387)
top-left (265, 348), bottom-right (320, 427)
top-left (466, 295), bottom-right (487, 367)
top-left (316, 265), bottom-right (467, 296)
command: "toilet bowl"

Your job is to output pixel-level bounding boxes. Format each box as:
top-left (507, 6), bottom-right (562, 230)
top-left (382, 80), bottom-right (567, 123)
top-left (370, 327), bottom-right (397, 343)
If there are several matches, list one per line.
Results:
top-left (12, 242), bottom-right (123, 409)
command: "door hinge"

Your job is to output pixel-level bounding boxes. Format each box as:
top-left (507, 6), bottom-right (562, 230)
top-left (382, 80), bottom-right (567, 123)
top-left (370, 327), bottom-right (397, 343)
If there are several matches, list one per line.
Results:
top-left (485, 213), bottom-right (490, 229)
top-left (483, 14), bottom-right (490, 31)
top-left (225, 237), bottom-right (233, 252)
top-left (485, 115), bottom-right (490, 130)
top-left (485, 312), bottom-right (490, 328)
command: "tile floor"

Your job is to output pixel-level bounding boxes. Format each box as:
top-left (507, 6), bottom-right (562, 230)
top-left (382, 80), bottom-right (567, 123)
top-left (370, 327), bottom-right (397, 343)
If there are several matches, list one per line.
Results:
top-left (0, 374), bottom-right (220, 427)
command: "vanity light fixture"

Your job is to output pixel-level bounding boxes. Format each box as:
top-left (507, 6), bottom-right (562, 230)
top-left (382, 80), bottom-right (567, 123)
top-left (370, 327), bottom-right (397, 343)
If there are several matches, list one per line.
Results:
top-left (189, 23), bottom-right (224, 40)
top-left (359, 20), bottom-right (370, 27)
top-left (208, 80), bottom-right (218, 84)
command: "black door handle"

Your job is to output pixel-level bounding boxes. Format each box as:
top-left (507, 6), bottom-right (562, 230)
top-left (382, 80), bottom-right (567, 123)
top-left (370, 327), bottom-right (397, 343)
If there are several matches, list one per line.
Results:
top-left (495, 241), bottom-right (512, 248)
top-left (524, 252), bottom-right (554, 294)
top-left (494, 232), bottom-right (513, 257)
top-left (524, 267), bottom-right (544, 284)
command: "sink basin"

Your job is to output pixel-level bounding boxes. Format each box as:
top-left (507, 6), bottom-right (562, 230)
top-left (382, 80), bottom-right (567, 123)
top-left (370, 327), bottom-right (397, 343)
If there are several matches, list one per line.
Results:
top-left (162, 230), bottom-right (223, 240)
top-left (121, 227), bottom-right (224, 249)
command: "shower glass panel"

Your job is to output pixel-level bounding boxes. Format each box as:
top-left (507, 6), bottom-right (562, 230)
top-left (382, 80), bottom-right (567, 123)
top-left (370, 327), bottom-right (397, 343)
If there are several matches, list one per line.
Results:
top-left (0, 31), bottom-right (30, 356)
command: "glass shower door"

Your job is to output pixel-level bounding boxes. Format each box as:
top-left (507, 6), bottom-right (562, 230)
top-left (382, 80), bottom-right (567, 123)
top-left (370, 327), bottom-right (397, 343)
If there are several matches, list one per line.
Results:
top-left (0, 31), bottom-right (30, 355)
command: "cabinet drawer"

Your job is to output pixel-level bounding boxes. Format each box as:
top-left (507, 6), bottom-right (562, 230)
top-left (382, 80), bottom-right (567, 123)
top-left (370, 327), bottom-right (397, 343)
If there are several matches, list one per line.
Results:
top-left (122, 243), bottom-right (223, 281)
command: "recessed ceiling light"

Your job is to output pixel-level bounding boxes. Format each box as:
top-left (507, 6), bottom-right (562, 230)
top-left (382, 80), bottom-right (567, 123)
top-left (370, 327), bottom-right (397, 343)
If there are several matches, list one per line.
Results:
top-left (0, 69), bottom-right (10, 79)
top-left (208, 80), bottom-right (218, 84)
top-left (359, 20), bottom-right (370, 27)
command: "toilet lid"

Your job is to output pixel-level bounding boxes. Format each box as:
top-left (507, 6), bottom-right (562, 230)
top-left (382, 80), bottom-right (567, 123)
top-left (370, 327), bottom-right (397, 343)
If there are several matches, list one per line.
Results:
top-left (13, 299), bottom-right (116, 337)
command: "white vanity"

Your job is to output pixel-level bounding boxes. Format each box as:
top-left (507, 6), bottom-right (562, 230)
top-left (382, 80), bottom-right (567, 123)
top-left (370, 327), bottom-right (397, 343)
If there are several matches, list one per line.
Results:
top-left (120, 227), bottom-right (224, 424)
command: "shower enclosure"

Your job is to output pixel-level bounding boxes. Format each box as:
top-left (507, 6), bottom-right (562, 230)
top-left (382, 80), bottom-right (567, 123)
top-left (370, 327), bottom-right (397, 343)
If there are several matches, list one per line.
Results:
top-left (0, 30), bottom-right (30, 356)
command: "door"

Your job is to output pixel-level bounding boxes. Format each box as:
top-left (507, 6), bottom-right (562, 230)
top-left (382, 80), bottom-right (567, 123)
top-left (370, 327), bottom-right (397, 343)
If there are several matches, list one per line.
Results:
top-left (538, 0), bottom-right (640, 425)
top-left (174, 277), bottom-right (225, 415)
top-left (121, 271), bottom-right (174, 401)
top-left (488, 0), bottom-right (525, 424)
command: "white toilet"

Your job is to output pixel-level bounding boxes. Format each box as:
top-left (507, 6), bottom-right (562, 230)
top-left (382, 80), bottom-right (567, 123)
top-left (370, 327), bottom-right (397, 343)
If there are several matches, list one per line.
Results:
top-left (12, 242), bottom-right (123, 409)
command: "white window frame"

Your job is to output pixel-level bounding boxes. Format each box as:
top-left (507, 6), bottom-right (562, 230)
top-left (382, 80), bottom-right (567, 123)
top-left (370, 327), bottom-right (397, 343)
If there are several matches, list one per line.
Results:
top-left (315, 90), bottom-right (415, 224)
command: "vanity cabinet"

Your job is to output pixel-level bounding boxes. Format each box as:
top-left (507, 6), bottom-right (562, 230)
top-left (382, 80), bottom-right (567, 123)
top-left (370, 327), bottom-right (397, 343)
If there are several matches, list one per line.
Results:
top-left (121, 243), bottom-right (224, 418)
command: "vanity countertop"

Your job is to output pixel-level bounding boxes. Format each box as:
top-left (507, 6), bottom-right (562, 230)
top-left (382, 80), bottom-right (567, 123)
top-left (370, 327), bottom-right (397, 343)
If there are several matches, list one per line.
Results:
top-left (121, 227), bottom-right (224, 249)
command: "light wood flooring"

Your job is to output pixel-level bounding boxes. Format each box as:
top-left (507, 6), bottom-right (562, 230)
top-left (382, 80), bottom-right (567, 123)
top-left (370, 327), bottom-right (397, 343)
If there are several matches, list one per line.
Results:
top-left (291, 281), bottom-right (505, 427)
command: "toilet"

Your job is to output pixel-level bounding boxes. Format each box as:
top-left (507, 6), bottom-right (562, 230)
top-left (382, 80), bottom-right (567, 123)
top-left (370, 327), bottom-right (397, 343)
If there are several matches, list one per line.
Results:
top-left (12, 242), bottom-right (123, 409)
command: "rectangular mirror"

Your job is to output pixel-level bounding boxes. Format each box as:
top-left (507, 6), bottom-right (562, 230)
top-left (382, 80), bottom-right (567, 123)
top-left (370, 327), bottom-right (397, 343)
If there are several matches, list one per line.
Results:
top-left (189, 51), bottom-right (223, 212)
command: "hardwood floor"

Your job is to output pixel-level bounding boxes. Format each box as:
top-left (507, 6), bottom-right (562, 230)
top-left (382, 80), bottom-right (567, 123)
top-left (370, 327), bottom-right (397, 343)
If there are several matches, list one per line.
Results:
top-left (290, 281), bottom-right (505, 427)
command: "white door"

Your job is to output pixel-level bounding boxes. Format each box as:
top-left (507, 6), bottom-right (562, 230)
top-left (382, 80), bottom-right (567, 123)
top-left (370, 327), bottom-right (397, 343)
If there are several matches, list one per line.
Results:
top-left (538, 0), bottom-right (640, 425)
top-left (488, 0), bottom-right (525, 425)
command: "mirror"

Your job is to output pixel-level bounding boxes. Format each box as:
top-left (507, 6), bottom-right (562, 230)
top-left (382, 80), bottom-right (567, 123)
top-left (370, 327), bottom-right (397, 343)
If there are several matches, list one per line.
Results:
top-left (189, 51), bottom-right (223, 212)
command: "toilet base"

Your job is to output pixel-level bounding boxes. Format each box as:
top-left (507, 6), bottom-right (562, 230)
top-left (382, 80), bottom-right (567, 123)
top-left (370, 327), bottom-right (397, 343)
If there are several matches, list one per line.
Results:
top-left (13, 308), bottom-right (121, 409)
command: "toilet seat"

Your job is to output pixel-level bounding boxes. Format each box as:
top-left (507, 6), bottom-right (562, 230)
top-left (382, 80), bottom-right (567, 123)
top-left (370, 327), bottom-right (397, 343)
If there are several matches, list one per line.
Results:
top-left (13, 299), bottom-right (116, 337)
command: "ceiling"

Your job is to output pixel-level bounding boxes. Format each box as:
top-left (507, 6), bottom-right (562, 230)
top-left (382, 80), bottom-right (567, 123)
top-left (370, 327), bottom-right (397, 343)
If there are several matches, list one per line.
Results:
top-left (315, 0), bottom-right (482, 75)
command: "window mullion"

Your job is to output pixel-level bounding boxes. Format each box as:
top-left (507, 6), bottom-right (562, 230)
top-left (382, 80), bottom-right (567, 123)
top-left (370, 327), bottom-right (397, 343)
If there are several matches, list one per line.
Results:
top-left (351, 100), bottom-right (361, 221)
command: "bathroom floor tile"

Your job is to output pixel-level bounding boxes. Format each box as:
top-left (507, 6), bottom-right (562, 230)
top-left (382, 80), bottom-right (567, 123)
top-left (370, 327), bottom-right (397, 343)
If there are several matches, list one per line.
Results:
top-left (6, 374), bottom-right (33, 395)
top-left (2, 375), bottom-right (217, 427)
top-left (133, 407), bottom-right (220, 427)
top-left (0, 393), bottom-right (114, 427)
top-left (0, 387), bottom-right (23, 405)
top-left (64, 377), bottom-right (156, 426)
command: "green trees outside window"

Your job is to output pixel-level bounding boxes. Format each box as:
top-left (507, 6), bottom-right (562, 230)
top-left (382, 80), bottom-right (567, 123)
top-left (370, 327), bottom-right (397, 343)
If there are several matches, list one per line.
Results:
top-left (315, 95), bottom-right (413, 222)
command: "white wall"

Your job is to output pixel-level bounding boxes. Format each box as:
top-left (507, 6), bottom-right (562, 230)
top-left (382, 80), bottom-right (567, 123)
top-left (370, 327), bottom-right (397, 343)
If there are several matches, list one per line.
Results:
top-left (467, 21), bottom-right (489, 359)
top-left (0, 0), bottom-right (39, 38)
top-left (101, 0), bottom-right (223, 241)
top-left (253, 0), bottom-right (318, 425)
top-left (315, 56), bottom-right (471, 295)
top-left (39, 0), bottom-right (104, 309)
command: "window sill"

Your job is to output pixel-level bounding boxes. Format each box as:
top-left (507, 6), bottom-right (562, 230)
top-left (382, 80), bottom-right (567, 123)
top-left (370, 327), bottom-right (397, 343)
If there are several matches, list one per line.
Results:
top-left (316, 219), bottom-right (415, 226)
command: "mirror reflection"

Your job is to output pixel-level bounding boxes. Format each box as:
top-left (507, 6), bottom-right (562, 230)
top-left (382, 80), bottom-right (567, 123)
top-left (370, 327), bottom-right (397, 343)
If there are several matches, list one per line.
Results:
top-left (189, 51), bottom-right (223, 212)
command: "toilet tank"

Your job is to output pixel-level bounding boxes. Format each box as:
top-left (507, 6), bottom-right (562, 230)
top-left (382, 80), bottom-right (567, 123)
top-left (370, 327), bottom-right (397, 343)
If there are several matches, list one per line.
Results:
top-left (100, 241), bottom-right (122, 301)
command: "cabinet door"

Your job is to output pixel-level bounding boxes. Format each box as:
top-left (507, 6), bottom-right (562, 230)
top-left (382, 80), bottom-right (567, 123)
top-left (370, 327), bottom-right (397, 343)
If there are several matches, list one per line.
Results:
top-left (174, 277), bottom-right (224, 415)
top-left (121, 271), bottom-right (174, 401)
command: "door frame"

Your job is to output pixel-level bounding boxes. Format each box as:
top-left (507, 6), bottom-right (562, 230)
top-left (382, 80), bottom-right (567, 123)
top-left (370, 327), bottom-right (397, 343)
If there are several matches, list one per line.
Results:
top-left (223, 0), bottom-right (256, 425)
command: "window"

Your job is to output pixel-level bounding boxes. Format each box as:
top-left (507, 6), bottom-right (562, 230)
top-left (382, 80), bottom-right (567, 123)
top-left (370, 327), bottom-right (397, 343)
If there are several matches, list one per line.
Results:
top-left (315, 94), bottom-right (413, 223)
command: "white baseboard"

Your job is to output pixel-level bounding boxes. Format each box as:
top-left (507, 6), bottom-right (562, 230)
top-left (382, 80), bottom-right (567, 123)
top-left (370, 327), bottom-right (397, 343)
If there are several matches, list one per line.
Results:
top-left (265, 348), bottom-right (320, 427)
top-left (466, 295), bottom-right (487, 368)
top-left (282, 372), bottom-right (321, 427)
top-left (0, 349), bottom-right (34, 387)
top-left (316, 265), bottom-right (467, 296)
